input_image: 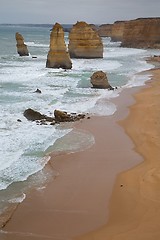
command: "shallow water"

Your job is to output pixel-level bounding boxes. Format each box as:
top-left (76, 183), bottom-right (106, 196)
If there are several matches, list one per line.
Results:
top-left (0, 24), bottom-right (160, 215)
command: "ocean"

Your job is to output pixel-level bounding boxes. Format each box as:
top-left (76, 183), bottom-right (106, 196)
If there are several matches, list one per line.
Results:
top-left (0, 24), bottom-right (159, 217)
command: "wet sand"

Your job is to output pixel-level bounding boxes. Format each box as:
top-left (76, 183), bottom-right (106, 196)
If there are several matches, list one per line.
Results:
top-left (76, 68), bottom-right (160, 240)
top-left (1, 69), bottom-right (157, 239)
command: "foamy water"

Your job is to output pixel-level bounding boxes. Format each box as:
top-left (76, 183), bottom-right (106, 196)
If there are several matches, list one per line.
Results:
top-left (0, 24), bottom-right (160, 214)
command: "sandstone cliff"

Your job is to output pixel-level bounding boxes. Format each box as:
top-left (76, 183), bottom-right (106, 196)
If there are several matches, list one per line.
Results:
top-left (97, 24), bottom-right (112, 37)
top-left (98, 21), bottom-right (125, 41)
top-left (46, 23), bottom-right (72, 69)
top-left (68, 21), bottom-right (103, 58)
top-left (15, 32), bottom-right (29, 56)
top-left (111, 21), bottom-right (126, 42)
top-left (121, 18), bottom-right (160, 49)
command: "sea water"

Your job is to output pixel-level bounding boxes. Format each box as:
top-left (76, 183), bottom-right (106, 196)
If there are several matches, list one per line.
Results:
top-left (0, 24), bottom-right (160, 215)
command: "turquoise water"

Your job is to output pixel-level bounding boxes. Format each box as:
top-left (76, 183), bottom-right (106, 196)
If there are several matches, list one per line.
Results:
top-left (0, 24), bottom-right (159, 215)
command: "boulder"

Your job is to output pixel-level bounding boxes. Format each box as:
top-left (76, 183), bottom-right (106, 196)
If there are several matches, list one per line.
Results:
top-left (54, 109), bottom-right (85, 122)
top-left (68, 21), bottom-right (103, 58)
top-left (15, 32), bottom-right (29, 56)
top-left (23, 108), bottom-right (86, 125)
top-left (46, 23), bottom-right (72, 69)
top-left (23, 108), bottom-right (54, 122)
top-left (90, 71), bottom-right (113, 89)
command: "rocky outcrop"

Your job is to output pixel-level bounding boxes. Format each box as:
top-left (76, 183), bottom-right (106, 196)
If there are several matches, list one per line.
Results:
top-left (15, 32), bottom-right (29, 56)
top-left (23, 108), bottom-right (86, 125)
top-left (23, 108), bottom-right (55, 122)
top-left (68, 21), bottom-right (103, 58)
top-left (54, 110), bottom-right (85, 122)
top-left (46, 23), bottom-right (72, 69)
top-left (121, 18), bottom-right (160, 48)
top-left (90, 71), bottom-right (113, 89)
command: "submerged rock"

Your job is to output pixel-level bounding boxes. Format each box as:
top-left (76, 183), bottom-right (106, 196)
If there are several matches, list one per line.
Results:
top-left (90, 71), bottom-right (113, 89)
top-left (46, 23), bottom-right (72, 69)
top-left (68, 21), bottom-right (103, 58)
top-left (15, 32), bottom-right (29, 56)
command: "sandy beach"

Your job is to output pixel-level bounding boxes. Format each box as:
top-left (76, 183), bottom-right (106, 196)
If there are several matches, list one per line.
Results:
top-left (1, 66), bottom-right (160, 240)
top-left (76, 67), bottom-right (160, 240)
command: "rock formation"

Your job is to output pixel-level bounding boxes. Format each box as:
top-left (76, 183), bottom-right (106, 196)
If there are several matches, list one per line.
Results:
top-left (97, 21), bottom-right (125, 41)
top-left (23, 108), bottom-right (55, 122)
top-left (90, 71), bottom-right (113, 89)
top-left (68, 21), bottom-right (103, 58)
top-left (15, 32), bottom-right (29, 56)
top-left (54, 110), bottom-right (85, 122)
top-left (98, 24), bottom-right (113, 37)
top-left (121, 18), bottom-right (160, 48)
top-left (23, 108), bottom-right (86, 125)
top-left (111, 21), bottom-right (126, 42)
top-left (46, 23), bottom-right (72, 69)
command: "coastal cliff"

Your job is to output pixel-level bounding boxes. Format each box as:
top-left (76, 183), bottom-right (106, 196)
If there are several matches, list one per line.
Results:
top-left (46, 23), bottom-right (72, 69)
top-left (15, 32), bottom-right (29, 56)
top-left (68, 21), bottom-right (103, 58)
top-left (98, 18), bottom-right (160, 49)
top-left (121, 18), bottom-right (160, 48)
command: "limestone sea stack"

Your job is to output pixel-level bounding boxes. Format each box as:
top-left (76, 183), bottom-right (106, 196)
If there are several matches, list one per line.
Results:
top-left (15, 32), bottom-right (29, 56)
top-left (46, 23), bottom-right (72, 69)
top-left (68, 21), bottom-right (103, 58)
top-left (90, 71), bottom-right (113, 89)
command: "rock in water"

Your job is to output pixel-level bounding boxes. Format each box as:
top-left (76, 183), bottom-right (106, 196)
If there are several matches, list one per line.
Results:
top-left (46, 23), bottom-right (72, 69)
top-left (90, 71), bottom-right (113, 89)
top-left (68, 21), bottom-right (103, 58)
top-left (15, 32), bottom-right (29, 56)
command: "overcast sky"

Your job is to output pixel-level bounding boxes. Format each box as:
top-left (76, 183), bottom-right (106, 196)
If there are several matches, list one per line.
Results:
top-left (0, 0), bottom-right (160, 24)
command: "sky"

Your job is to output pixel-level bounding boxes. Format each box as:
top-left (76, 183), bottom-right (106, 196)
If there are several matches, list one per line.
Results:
top-left (0, 0), bottom-right (160, 24)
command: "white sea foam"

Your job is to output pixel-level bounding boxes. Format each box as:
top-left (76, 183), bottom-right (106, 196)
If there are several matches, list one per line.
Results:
top-left (8, 193), bottom-right (26, 203)
top-left (25, 41), bottom-right (49, 48)
top-left (0, 26), bottom-right (160, 213)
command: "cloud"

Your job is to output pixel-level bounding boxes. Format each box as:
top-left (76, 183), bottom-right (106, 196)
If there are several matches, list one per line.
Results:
top-left (0, 0), bottom-right (160, 24)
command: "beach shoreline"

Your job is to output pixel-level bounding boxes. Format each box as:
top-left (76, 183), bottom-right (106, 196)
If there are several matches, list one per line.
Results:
top-left (75, 67), bottom-right (160, 239)
top-left (0, 72), bottom-right (148, 239)
top-left (1, 56), bottom-right (160, 239)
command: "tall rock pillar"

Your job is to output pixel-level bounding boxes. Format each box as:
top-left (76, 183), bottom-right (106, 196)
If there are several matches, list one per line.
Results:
top-left (46, 23), bottom-right (72, 69)
top-left (15, 32), bottom-right (29, 56)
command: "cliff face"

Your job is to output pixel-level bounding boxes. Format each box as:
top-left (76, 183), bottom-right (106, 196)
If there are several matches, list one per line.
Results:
top-left (15, 32), bottom-right (29, 56)
top-left (98, 24), bottom-right (112, 37)
top-left (121, 18), bottom-right (160, 48)
top-left (97, 21), bottom-right (125, 41)
top-left (68, 21), bottom-right (103, 58)
top-left (46, 23), bottom-right (72, 69)
top-left (111, 21), bottom-right (126, 42)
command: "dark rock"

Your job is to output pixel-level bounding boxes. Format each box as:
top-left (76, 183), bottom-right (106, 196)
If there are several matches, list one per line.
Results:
top-left (17, 119), bottom-right (22, 122)
top-left (34, 88), bottom-right (42, 93)
top-left (23, 108), bottom-right (55, 122)
top-left (54, 109), bottom-right (86, 122)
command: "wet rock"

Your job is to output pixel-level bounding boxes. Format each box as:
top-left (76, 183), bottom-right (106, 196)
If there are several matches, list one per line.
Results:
top-left (90, 71), bottom-right (113, 89)
top-left (54, 109), bottom-right (86, 123)
top-left (23, 108), bottom-right (54, 122)
top-left (34, 88), bottom-right (42, 93)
